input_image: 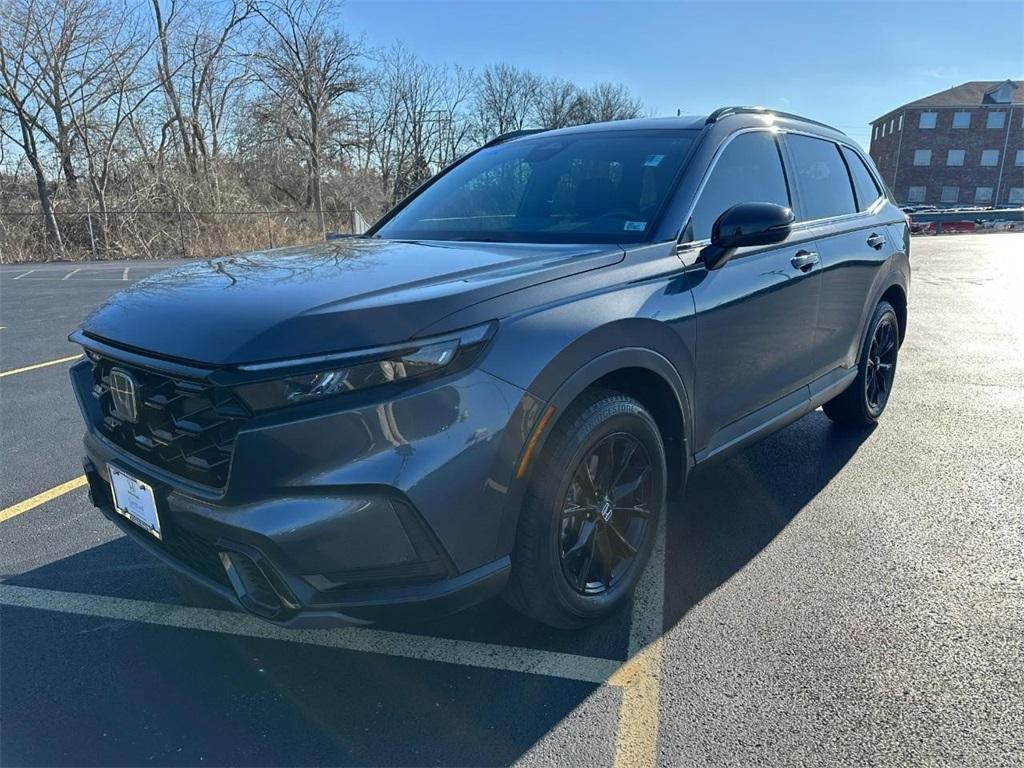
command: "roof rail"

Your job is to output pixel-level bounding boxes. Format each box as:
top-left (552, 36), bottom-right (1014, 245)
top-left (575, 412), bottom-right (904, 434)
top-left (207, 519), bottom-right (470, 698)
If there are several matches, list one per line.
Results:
top-left (482, 128), bottom-right (547, 147)
top-left (705, 106), bottom-right (844, 135)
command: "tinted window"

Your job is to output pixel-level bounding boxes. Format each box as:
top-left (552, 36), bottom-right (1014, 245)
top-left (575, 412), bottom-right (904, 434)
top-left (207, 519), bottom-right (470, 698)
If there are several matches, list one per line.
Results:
top-left (375, 130), bottom-right (697, 244)
top-left (840, 146), bottom-right (882, 211)
top-left (689, 131), bottom-right (790, 241)
top-left (787, 135), bottom-right (857, 220)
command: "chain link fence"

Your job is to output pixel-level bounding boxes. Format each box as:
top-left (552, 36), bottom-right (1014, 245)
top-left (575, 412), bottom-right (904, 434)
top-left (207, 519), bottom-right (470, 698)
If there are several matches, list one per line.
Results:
top-left (0, 206), bottom-right (368, 264)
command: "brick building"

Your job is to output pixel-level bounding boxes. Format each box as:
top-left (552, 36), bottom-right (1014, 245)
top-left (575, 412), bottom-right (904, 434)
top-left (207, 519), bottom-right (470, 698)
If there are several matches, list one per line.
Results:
top-left (869, 80), bottom-right (1024, 207)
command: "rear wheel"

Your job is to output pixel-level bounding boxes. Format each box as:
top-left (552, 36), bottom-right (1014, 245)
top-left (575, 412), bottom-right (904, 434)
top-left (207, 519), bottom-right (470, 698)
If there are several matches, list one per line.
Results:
top-left (504, 390), bottom-right (666, 628)
top-left (823, 300), bottom-right (900, 426)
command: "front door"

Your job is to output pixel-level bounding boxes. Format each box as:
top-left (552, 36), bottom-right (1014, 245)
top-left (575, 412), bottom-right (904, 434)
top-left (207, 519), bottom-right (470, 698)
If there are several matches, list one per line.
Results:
top-left (679, 130), bottom-right (822, 455)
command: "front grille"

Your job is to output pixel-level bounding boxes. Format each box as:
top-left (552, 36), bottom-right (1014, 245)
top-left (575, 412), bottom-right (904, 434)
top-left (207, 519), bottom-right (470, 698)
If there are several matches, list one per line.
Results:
top-left (88, 355), bottom-right (249, 489)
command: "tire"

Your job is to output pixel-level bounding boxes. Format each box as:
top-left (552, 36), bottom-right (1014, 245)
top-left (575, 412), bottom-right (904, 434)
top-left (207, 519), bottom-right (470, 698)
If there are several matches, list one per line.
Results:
top-left (504, 389), bottom-right (667, 629)
top-left (822, 300), bottom-right (900, 426)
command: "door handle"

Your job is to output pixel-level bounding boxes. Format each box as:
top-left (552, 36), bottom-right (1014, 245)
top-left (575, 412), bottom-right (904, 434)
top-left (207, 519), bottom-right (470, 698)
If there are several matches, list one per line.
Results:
top-left (867, 233), bottom-right (886, 250)
top-left (790, 250), bottom-right (819, 272)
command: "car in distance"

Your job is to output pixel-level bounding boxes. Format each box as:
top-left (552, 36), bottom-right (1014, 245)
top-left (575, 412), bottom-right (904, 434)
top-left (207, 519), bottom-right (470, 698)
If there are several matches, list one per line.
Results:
top-left (70, 107), bottom-right (910, 629)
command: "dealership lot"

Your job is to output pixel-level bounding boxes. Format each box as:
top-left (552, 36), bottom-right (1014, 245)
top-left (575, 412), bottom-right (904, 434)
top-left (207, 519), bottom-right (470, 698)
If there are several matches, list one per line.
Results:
top-left (1, 235), bottom-right (1022, 767)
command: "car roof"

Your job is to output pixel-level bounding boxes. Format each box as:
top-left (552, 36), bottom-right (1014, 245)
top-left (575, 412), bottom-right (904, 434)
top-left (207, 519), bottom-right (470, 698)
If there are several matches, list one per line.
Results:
top-left (500, 108), bottom-right (848, 145)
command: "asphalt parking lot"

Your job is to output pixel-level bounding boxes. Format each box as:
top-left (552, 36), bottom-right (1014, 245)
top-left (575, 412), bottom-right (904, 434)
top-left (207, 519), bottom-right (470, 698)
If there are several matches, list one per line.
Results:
top-left (1, 235), bottom-right (1022, 767)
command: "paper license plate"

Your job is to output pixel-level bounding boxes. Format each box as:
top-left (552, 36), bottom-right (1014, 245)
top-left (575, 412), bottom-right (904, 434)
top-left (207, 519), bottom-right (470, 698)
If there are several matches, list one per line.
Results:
top-left (108, 465), bottom-right (162, 539)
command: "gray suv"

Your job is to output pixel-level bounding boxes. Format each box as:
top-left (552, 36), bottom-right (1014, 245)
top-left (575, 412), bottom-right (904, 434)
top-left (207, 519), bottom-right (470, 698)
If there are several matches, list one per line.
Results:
top-left (71, 107), bottom-right (910, 629)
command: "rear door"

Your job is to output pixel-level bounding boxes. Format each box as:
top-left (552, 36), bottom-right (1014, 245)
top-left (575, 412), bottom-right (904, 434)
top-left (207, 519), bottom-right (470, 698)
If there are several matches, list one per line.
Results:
top-left (782, 135), bottom-right (895, 377)
top-left (682, 130), bottom-right (822, 457)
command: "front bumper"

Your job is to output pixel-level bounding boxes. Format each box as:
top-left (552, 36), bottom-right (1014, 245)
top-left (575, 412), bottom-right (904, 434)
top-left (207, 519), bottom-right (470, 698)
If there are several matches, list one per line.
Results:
top-left (83, 454), bottom-right (511, 627)
top-left (72, 358), bottom-right (541, 627)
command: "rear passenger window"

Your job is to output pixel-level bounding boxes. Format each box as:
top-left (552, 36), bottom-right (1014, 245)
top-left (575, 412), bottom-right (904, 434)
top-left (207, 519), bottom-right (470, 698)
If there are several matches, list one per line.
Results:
top-left (689, 131), bottom-right (790, 241)
top-left (841, 146), bottom-right (883, 211)
top-left (787, 135), bottom-right (857, 220)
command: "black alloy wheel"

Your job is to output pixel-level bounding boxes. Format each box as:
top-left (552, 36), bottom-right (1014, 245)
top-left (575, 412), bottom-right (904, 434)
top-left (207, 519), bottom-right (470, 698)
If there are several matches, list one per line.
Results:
top-left (504, 390), bottom-right (667, 628)
top-left (822, 299), bottom-right (900, 426)
top-left (865, 315), bottom-right (897, 414)
top-left (559, 433), bottom-right (652, 595)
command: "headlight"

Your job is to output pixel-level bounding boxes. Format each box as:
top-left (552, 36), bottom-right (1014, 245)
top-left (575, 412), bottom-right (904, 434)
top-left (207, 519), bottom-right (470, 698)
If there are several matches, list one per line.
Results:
top-left (235, 322), bottom-right (494, 411)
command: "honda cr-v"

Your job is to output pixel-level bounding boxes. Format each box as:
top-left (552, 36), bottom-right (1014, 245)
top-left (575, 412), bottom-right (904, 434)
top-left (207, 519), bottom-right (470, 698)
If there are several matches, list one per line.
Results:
top-left (71, 107), bottom-right (910, 628)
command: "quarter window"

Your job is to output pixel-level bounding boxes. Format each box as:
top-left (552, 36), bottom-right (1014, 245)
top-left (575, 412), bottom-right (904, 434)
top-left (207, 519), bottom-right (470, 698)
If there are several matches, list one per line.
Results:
top-left (952, 111), bottom-right (971, 128)
top-left (786, 134), bottom-right (857, 220)
top-left (913, 149), bottom-right (932, 166)
top-left (975, 187), bottom-right (993, 203)
top-left (980, 150), bottom-right (999, 167)
top-left (688, 131), bottom-right (790, 241)
top-left (840, 146), bottom-right (883, 211)
top-left (986, 111), bottom-right (1006, 129)
top-left (919, 112), bottom-right (937, 129)
top-left (940, 186), bottom-right (959, 204)
top-left (907, 186), bottom-right (926, 203)
top-left (946, 149), bottom-right (965, 166)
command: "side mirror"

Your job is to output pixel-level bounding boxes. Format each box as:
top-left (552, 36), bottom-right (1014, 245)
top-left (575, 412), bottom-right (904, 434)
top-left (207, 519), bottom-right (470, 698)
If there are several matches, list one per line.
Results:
top-left (703, 202), bottom-right (795, 270)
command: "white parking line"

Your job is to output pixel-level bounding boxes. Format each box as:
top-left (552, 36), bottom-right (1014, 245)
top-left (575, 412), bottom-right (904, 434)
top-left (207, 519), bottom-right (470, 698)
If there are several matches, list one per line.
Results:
top-left (62, 268), bottom-right (82, 280)
top-left (0, 584), bottom-right (627, 685)
top-left (122, 267), bottom-right (130, 280)
top-left (12, 269), bottom-right (35, 279)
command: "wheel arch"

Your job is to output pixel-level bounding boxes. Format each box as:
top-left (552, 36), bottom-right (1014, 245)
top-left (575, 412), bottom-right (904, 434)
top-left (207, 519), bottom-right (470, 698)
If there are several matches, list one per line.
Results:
top-left (879, 282), bottom-right (908, 344)
top-left (493, 346), bottom-right (693, 559)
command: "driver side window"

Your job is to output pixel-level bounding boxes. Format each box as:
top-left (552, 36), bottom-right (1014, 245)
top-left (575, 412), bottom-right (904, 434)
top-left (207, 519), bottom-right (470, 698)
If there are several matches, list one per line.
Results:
top-left (689, 131), bottom-right (791, 241)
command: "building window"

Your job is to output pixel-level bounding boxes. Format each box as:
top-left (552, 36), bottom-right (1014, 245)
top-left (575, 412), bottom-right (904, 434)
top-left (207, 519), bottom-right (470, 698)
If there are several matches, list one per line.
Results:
top-left (940, 186), bottom-right (959, 204)
top-left (952, 111), bottom-right (971, 128)
top-left (889, 118), bottom-right (895, 134)
top-left (1016, 149), bottom-right (1024, 166)
top-left (913, 149), bottom-right (932, 166)
top-left (1009, 188), bottom-right (1024, 205)
top-left (907, 186), bottom-right (926, 203)
top-left (986, 111), bottom-right (1006, 129)
top-left (898, 114), bottom-right (904, 131)
top-left (975, 187), bottom-right (993, 203)
top-left (873, 126), bottom-right (879, 141)
top-left (980, 150), bottom-right (1000, 167)
top-left (919, 112), bottom-right (937, 129)
top-left (946, 149), bottom-right (965, 166)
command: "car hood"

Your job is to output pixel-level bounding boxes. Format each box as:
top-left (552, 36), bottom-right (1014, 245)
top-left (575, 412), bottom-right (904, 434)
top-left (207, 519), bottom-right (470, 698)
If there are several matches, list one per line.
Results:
top-left (79, 238), bottom-right (622, 366)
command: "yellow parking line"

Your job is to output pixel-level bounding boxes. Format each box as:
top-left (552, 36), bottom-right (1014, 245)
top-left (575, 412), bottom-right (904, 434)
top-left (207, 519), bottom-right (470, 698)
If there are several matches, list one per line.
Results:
top-left (610, 514), bottom-right (667, 768)
top-left (0, 353), bottom-right (83, 378)
top-left (0, 476), bottom-right (88, 523)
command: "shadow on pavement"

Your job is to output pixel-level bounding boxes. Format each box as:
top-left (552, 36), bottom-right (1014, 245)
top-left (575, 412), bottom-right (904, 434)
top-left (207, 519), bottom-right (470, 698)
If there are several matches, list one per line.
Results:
top-left (663, 410), bottom-right (872, 626)
top-left (1, 410), bottom-right (870, 766)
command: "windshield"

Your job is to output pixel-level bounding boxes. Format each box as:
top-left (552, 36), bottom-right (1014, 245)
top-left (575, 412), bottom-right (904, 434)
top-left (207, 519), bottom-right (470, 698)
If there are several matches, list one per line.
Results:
top-left (374, 130), bottom-right (698, 244)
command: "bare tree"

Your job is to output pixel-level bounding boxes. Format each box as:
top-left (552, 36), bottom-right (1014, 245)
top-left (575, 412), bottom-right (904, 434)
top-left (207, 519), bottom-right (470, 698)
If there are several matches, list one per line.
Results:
top-left (64, 3), bottom-right (159, 245)
top-left (252, 0), bottom-right (364, 233)
top-left (0, 0), bottom-right (63, 248)
top-left (473, 62), bottom-right (540, 141)
top-left (534, 76), bottom-right (586, 129)
top-left (579, 81), bottom-right (643, 124)
top-left (0, 0), bottom-right (650, 262)
top-left (359, 45), bottom-right (474, 204)
top-left (151, 0), bottom-right (255, 189)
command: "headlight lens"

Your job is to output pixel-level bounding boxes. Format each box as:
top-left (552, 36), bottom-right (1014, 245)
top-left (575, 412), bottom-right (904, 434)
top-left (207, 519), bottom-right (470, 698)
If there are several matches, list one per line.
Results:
top-left (235, 324), bottom-right (492, 411)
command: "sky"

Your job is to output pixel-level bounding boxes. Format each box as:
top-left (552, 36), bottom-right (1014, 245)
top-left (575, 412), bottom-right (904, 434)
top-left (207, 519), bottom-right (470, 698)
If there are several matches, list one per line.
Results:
top-left (342, 0), bottom-right (1024, 150)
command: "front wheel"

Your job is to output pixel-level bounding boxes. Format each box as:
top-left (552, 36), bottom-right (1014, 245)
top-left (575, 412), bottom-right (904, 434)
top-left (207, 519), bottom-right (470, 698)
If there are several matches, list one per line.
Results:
top-left (823, 300), bottom-right (900, 426)
top-left (504, 390), bottom-right (666, 629)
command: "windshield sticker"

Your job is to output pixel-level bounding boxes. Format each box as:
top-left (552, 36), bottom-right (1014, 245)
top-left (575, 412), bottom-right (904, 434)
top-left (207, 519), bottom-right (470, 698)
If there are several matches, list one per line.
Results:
top-left (624, 221), bottom-right (647, 232)
top-left (643, 154), bottom-right (665, 167)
